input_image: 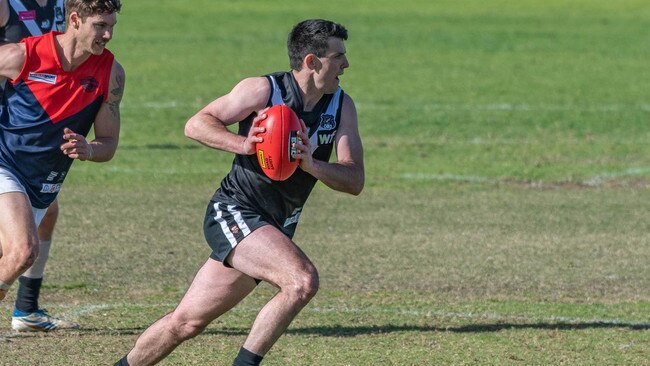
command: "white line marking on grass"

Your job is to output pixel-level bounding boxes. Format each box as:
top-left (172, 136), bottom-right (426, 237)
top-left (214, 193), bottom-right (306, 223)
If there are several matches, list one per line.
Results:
top-left (25, 303), bottom-right (649, 329)
top-left (121, 101), bottom-right (186, 110)
top-left (403, 167), bottom-right (650, 187)
top-left (72, 166), bottom-right (214, 175)
top-left (582, 167), bottom-right (650, 186)
top-left (402, 173), bottom-right (497, 184)
top-left (63, 303), bottom-right (179, 318)
top-left (356, 102), bottom-right (650, 113)
top-left (124, 101), bottom-right (650, 113)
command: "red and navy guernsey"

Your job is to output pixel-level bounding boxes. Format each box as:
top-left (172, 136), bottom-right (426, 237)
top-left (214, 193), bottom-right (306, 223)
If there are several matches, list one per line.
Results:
top-left (0, 31), bottom-right (114, 208)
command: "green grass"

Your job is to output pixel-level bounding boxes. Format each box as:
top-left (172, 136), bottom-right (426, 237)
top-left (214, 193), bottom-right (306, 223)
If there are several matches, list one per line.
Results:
top-left (1, 0), bottom-right (649, 365)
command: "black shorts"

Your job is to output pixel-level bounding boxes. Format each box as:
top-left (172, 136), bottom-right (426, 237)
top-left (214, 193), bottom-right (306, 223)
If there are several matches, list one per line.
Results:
top-left (203, 199), bottom-right (294, 267)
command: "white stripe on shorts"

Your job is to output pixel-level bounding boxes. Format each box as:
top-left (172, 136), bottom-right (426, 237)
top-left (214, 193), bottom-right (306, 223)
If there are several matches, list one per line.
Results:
top-left (212, 202), bottom-right (251, 248)
top-left (213, 203), bottom-right (237, 247)
top-left (228, 204), bottom-right (251, 237)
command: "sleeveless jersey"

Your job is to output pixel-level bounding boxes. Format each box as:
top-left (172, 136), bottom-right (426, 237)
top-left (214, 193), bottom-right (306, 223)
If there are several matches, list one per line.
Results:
top-left (214, 71), bottom-right (345, 235)
top-left (1, 0), bottom-right (65, 42)
top-left (0, 31), bottom-right (114, 208)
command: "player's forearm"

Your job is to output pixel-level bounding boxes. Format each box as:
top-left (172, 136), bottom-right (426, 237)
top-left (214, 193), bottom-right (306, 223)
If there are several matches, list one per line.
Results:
top-left (87, 137), bottom-right (118, 162)
top-left (306, 160), bottom-right (364, 195)
top-left (185, 115), bottom-right (248, 155)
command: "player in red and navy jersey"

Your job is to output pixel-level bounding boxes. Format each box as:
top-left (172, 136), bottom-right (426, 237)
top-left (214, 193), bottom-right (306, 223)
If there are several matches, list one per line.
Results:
top-left (0, 0), bottom-right (124, 333)
top-left (0, 0), bottom-right (73, 332)
top-left (115, 19), bottom-right (364, 366)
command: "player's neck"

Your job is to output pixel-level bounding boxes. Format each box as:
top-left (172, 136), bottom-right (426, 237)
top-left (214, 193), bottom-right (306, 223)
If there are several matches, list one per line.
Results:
top-left (54, 33), bottom-right (93, 72)
top-left (35, 0), bottom-right (48, 7)
top-left (292, 70), bottom-right (323, 112)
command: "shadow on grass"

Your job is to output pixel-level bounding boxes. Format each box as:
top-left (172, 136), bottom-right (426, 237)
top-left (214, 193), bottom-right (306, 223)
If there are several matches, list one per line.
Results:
top-left (285, 322), bottom-right (650, 336)
top-left (5, 321), bottom-right (644, 339)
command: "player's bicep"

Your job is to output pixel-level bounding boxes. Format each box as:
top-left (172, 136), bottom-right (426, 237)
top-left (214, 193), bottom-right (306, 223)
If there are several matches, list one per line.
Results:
top-left (103, 61), bottom-right (125, 124)
top-left (335, 95), bottom-right (364, 167)
top-left (200, 77), bottom-right (270, 125)
top-left (0, 43), bottom-right (25, 80)
top-left (93, 61), bottom-right (124, 140)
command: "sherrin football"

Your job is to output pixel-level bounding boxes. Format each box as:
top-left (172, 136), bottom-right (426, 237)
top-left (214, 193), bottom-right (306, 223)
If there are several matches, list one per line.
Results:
top-left (255, 104), bottom-right (301, 181)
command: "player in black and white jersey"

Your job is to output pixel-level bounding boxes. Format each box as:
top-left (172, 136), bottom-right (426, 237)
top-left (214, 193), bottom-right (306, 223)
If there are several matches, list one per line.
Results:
top-left (115, 19), bottom-right (364, 366)
top-left (0, 0), bottom-right (65, 43)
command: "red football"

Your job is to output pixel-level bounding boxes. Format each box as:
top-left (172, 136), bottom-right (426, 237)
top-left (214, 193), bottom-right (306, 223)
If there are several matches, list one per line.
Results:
top-left (255, 104), bottom-right (301, 181)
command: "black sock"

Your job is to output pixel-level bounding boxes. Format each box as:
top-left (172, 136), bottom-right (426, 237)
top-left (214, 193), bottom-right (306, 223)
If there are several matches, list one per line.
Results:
top-left (114, 355), bottom-right (130, 366)
top-left (232, 347), bottom-right (264, 366)
top-left (15, 276), bottom-right (42, 313)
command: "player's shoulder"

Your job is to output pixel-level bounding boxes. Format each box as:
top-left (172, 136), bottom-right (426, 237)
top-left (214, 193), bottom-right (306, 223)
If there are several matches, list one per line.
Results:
top-left (0, 41), bottom-right (25, 56)
top-left (236, 75), bottom-right (270, 91)
top-left (0, 42), bottom-right (26, 78)
top-left (338, 90), bottom-right (358, 125)
top-left (341, 91), bottom-right (354, 104)
top-left (340, 91), bottom-right (356, 110)
top-left (110, 59), bottom-right (125, 79)
top-left (230, 75), bottom-right (271, 102)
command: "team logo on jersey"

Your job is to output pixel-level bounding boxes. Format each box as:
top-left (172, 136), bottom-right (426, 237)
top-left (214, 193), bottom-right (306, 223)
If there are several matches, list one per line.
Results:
top-left (55, 7), bottom-right (64, 21)
top-left (40, 19), bottom-right (51, 29)
top-left (318, 114), bottom-right (336, 130)
top-left (28, 72), bottom-right (57, 84)
top-left (230, 225), bottom-right (240, 235)
top-left (316, 114), bottom-right (337, 146)
top-left (80, 76), bottom-right (99, 92)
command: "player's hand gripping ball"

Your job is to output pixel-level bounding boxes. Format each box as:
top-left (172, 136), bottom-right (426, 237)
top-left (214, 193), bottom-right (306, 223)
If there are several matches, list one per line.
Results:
top-left (255, 104), bottom-right (302, 181)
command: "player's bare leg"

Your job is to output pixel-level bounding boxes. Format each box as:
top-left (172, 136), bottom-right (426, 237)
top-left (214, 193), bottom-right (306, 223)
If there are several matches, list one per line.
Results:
top-left (0, 192), bottom-right (40, 301)
top-left (124, 259), bottom-right (258, 366)
top-left (11, 198), bottom-right (79, 332)
top-left (37, 199), bottom-right (58, 242)
top-left (121, 225), bottom-right (318, 365)
top-left (229, 225), bottom-right (319, 357)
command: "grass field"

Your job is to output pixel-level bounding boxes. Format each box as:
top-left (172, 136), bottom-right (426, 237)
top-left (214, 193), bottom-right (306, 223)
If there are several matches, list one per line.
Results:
top-left (1, 0), bottom-right (650, 365)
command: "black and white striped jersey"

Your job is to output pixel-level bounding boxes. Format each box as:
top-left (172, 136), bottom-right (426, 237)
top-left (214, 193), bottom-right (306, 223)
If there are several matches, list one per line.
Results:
top-left (212, 71), bottom-right (345, 236)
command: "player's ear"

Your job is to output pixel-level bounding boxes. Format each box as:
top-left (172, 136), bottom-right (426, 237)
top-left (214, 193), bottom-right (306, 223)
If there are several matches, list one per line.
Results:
top-left (69, 12), bottom-right (81, 29)
top-left (305, 54), bottom-right (319, 71)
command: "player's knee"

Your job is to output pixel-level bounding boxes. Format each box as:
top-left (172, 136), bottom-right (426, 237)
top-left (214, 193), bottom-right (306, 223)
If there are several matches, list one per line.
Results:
top-left (8, 240), bottom-right (39, 273)
top-left (287, 267), bottom-right (319, 305)
top-left (167, 314), bottom-right (207, 341)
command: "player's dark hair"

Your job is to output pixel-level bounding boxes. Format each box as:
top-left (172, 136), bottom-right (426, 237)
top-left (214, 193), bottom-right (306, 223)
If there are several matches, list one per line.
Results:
top-left (65, 0), bottom-right (121, 19)
top-left (287, 19), bottom-right (348, 71)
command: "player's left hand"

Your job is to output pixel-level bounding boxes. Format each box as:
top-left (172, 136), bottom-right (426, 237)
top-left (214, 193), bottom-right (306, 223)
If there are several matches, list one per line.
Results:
top-left (294, 120), bottom-right (313, 171)
top-left (241, 107), bottom-right (268, 155)
top-left (61, 127), bottom-right (94, 161)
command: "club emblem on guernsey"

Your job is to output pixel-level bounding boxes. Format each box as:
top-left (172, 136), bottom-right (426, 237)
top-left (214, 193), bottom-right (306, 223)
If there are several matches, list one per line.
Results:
top-left (80, 76), bottom-right (99, 92)
top-left (230, 225), bottom-right (240, 235)
top-left (319, 114), bottom-right (336, 130)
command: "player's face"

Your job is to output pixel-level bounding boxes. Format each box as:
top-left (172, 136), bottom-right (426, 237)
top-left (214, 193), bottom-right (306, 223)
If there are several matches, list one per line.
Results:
top-left (315, 37), bottom-right (349, 93)
top-left (78, 13), bottom-right (117, 55)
